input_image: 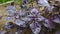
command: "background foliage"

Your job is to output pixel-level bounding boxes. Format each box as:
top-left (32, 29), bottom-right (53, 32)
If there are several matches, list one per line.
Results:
top-left (0, 0), bottom-right (13, 4)
top-left (0, 0), bottom-right (32, 4)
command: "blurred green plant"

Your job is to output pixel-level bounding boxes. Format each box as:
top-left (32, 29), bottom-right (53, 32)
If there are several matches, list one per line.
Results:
top-left (17, 0), bottom-right (22, 5)
top-left (0, 0), bottom-right (12, 4)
